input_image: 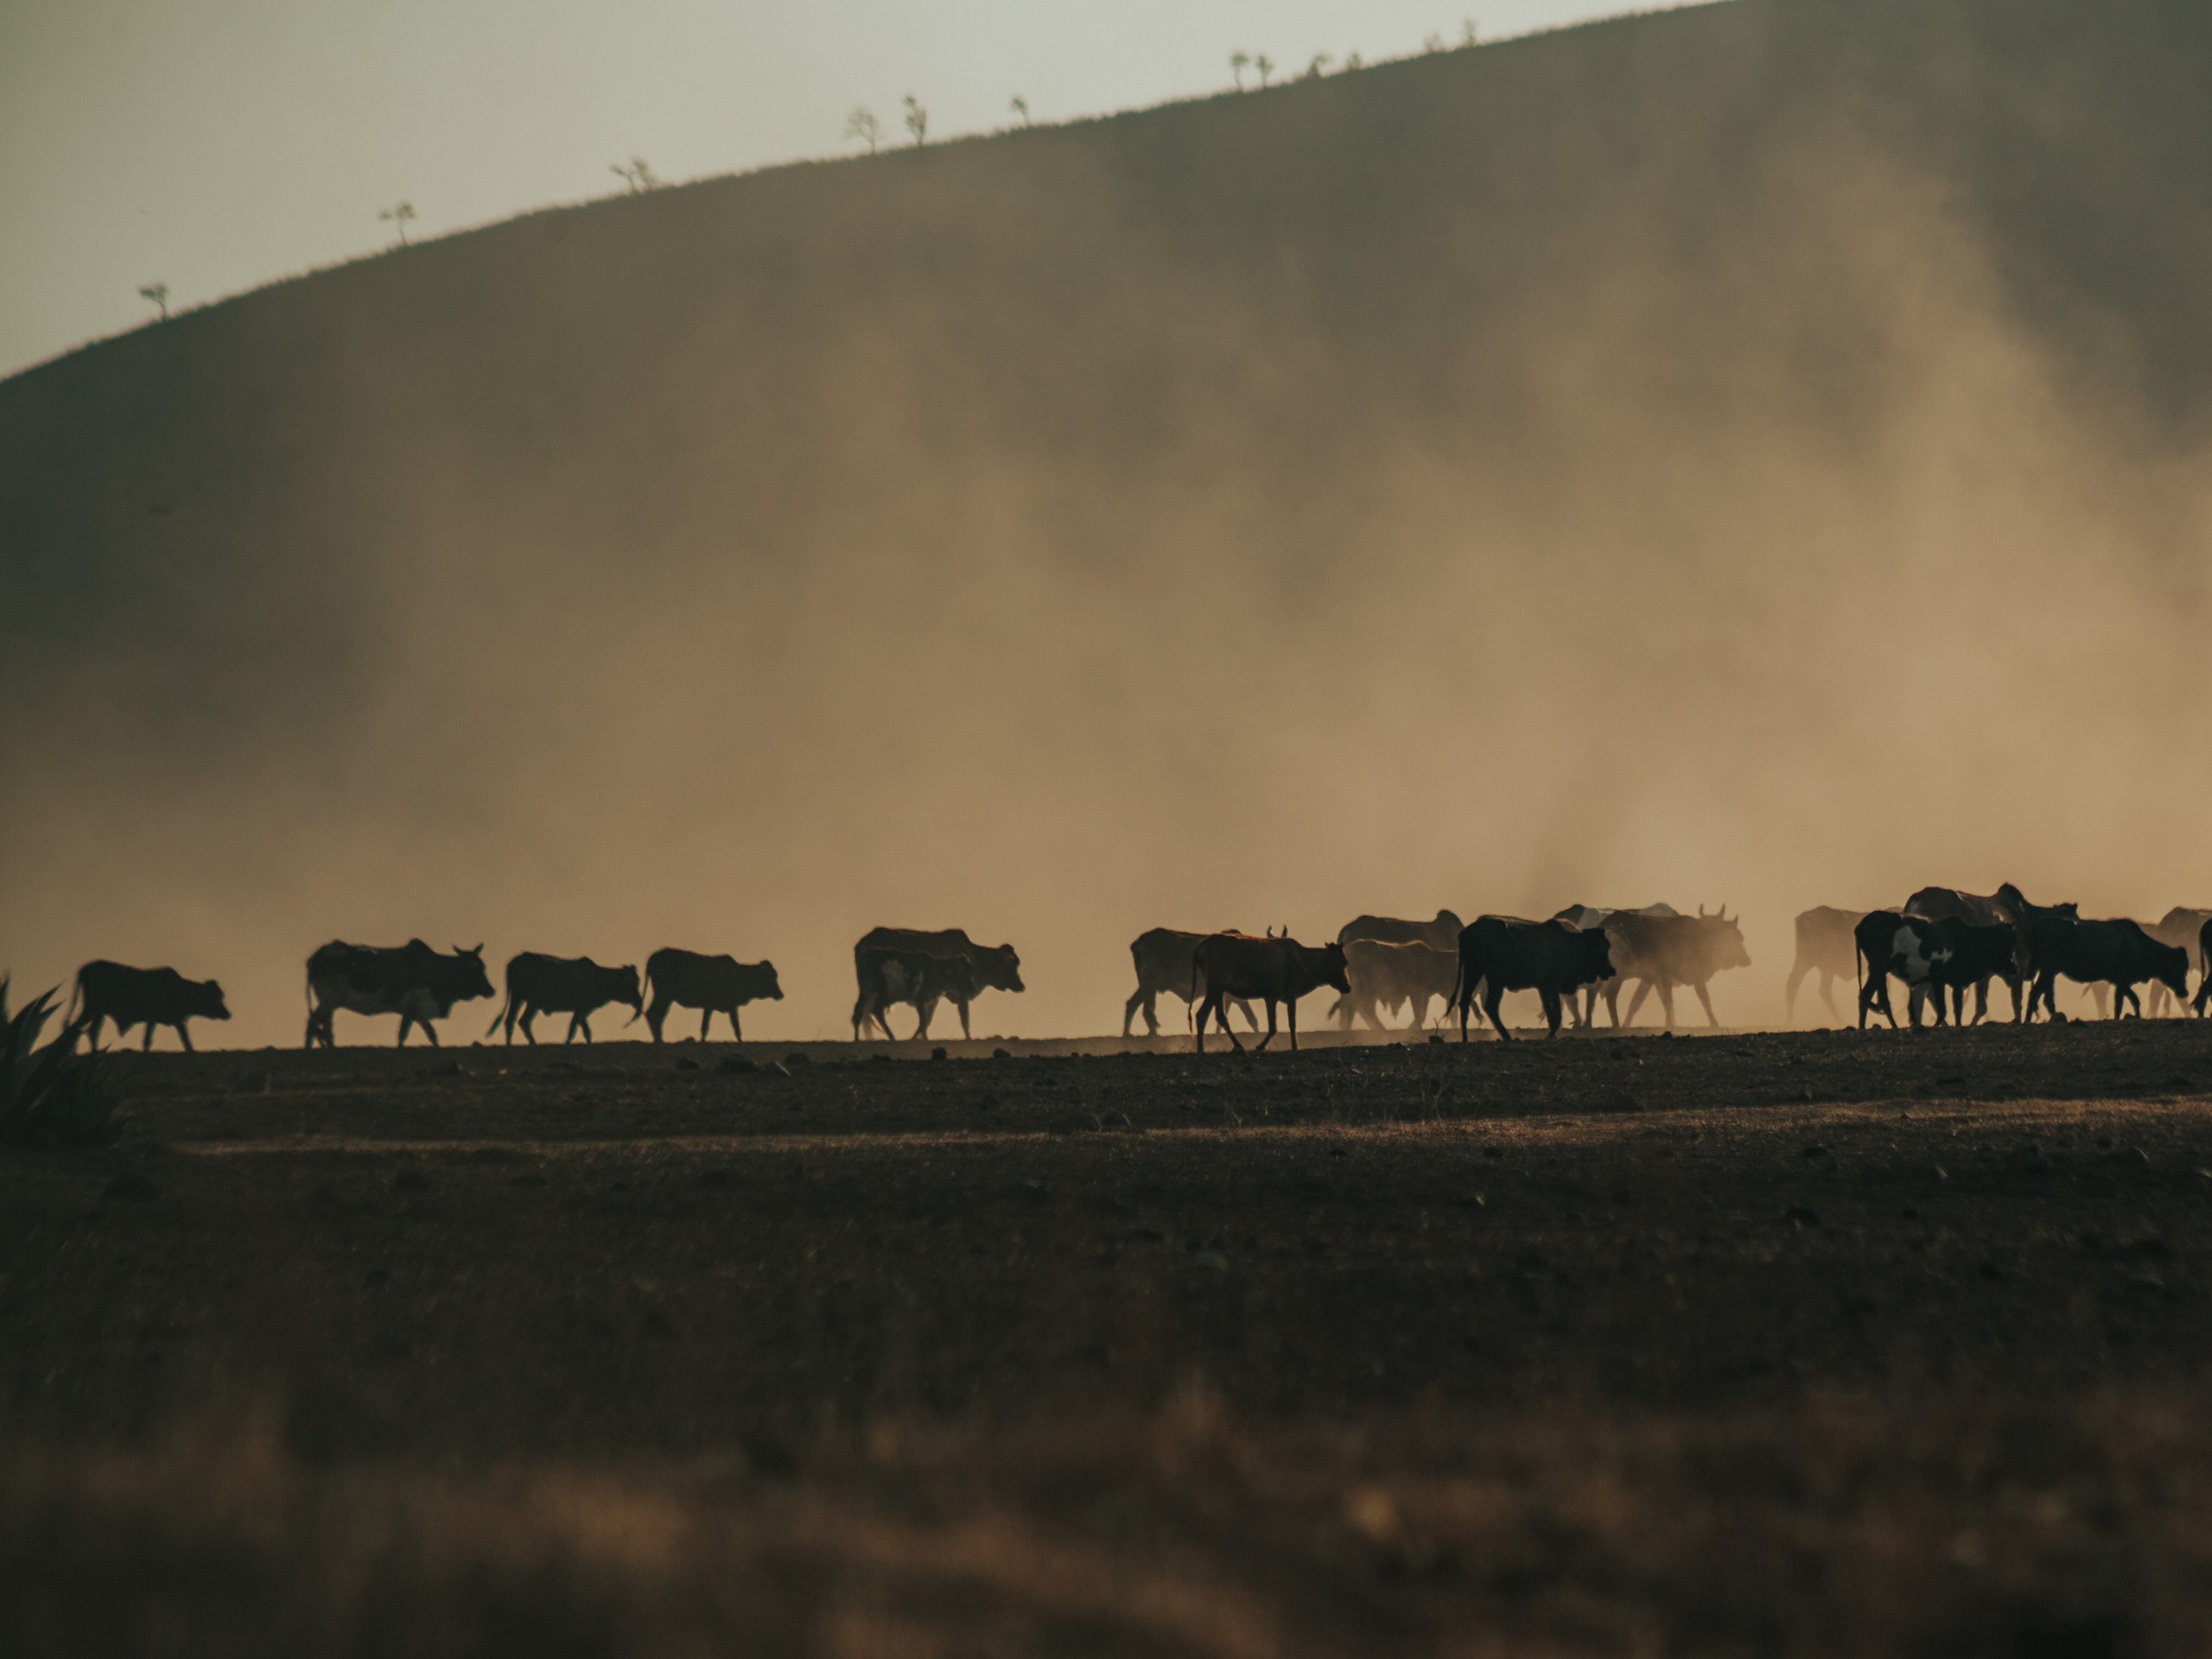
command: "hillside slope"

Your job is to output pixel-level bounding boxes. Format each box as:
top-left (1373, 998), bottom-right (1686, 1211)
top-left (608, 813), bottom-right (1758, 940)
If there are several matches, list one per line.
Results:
top-left (6, 0), bottom-right (2212, 1043)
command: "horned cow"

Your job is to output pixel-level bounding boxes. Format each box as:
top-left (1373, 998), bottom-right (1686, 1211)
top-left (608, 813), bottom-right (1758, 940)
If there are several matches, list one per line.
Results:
top-left (1191, 932), bottom-right (1349, 1053)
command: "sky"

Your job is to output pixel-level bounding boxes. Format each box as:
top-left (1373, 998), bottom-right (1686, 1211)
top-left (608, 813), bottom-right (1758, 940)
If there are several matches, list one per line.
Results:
top-left (0, 0), bottom-right (1677, 379)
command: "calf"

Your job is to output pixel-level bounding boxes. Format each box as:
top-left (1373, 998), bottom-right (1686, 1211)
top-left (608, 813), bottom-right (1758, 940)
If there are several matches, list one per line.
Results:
top-left (1343, 938), bottom-right (1459, 1032)
top-left (1451, 916), bottom-right (1614, 1042)
top-left (853, 949), bottom-right (983, 1042)
top-left (1191, 933), bottom-right (1349, 1053)
top-left (486, 952), bottom-right (642, 1046)
top-left (69, 961), bottom-right (230, 1052)
top-left (643, 949), bottom-right (782, 1041)
top-left (2025, 918), bottom-right (2188, 1021)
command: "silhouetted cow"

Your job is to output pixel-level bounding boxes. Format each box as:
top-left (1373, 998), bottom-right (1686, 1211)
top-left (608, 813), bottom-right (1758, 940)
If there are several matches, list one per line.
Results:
top-left (853, 948), bottom-right (982, 1041)
top-left (1191, 933), bottom-right (1349, 1053)
top-left (69, 961), bottom-right (230, 1052)
top-left (642, 949), bottom-right (781, 1042)
top-left (2024, 917), bottom-right (2188, 1021)
top-left (1901, 885), bottom-right (2075, 1022)
top-left (851, 927), bottom-right (1021, 1043)
top-left (1343, 938), bottom-right (1459, 1032)
top-left (304, 940), bottom-right (493, 1048)
top-left (1855, 913), bottom-right (2024, 1029)
top-left (1332, 912), bottom-right (1462, 1026)
top-left (1784, 906), bottom-right (1866, 1023)
top-left (1451, 916), bottom-right (1614, 1042)
top-left (1123, 928), bottom-right (1256, 1038)
top-left (486, 952), bottom-right (642, 1046)
top-left (2196, 918), bottom-right (2212, 1017)
top-left (1605, 910), bottom-right (1751, 1029)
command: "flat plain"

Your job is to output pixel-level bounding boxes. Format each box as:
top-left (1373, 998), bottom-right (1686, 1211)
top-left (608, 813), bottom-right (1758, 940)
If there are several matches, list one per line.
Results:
top-left (5, 1019), bottom-right (2212, 1656)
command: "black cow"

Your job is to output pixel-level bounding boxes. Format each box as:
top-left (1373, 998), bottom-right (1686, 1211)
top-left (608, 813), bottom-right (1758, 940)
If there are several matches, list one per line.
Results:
top-left (68, 961), bottom-right (230, 1052)
top-left (642, 950), bottom-right (782, 1041)
top-left (1855, 913), bottom-right (2024, 1029)
top-left (1551, 903), bottom-right (1676, 1027)
top-left (851, 928), bottom-right (1022, 1043)
top-left (304, 940), bottom-right (494, 1048)
top-left (1784, 906), bottom-right (1866, 1023)
top-left (486, 952), bottom-right (642, 1046)
top-left (1451, 916), bottom-right (1614, 1042)
top-left (1191, 933), bottom-right (1350, 1053)
top-left (853, 948), bottom-right (983, 1041)
top-left (2024, 917), bottom-right (2188, 1021)
top-left (1123, 928), bottom-right (1257, 1038)
top-left (1902, 885), bottom-right (2076, 1022)
top-left (1332, 912), bottom-right (1462, 1026)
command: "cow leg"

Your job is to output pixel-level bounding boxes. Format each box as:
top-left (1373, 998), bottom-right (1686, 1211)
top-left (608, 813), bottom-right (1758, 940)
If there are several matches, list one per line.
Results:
top-left (177, 1021), bottom-right (194, 1053)
top-left (1253, 1000), bottom-right (1274, 1052)
top-left (1694, 982), bottom-right (1719, 1028)
top-left (1123, 988), bottom-right (1147, 1039)
top-left (1622, 981), bottom-right (1652, 1028)
top-left (1541, 989), bottom-right (1563, 1037)
top-left (2113, 982), bottom-right (2136, 1020)
top-left (423, 1020), bottom-right (441, 1047)
top-left (912, 996), bottom-right (936, 1042)
top-left (575, 1012), bottom-right (593, 1043)
top-left (521, 1007), bottom-right (539, 1046)
top-left (730, 1006), bottom-right (743, 1041)
top-left (1483, 983), bottom-right (1511, 1041)
top-left (83, 1013), bottom-right (104, 1052)
top-left (142, 1021), bottom-right (156, 1052)
top-left (2090, 982), bottom-right (2112, 1020)
top-left (1784, 959), bottom-right (1808, 1024)
top-left (1818, 971), bottom-right (1840, 1020)
top-left (957, 996), bottom-right (974, 1041)
top-left (1287, 997), bottom-right (1299, 1052)
top-left (645, 999), bottom-right (669, 1042)
top-left (395, 1016), bottom-right (411, 1047)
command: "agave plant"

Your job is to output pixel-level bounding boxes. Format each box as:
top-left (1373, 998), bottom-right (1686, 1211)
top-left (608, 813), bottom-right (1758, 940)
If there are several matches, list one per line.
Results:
top-left (0, 978), bottom-right (119, 1147)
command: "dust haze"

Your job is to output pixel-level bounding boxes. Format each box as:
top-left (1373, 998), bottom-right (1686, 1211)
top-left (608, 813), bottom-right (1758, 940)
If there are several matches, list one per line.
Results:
top-left (5, 0), bottom-right (2212, 1046)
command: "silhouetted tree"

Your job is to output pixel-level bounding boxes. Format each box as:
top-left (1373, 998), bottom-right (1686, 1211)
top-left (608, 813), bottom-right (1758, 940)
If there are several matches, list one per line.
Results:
top-left (378, 201), bottom-right (416, 245)
top-left (1463, 18), bottom-right (1479, 45)
top-left (609, 159), bottom-right (658, 194)
top-left (903, 95), bottom-right (928, 145)
top-left (1424, 32), bottom-right (1446, 53)
top-left (1230, 51), bottom-right (1250, 89)
top-left (137, 282), bottom-right (168, 321)
top-left (1344, 51), bottom-right (1363, 70)
top-left (844, 105), bottom-right (882, 153)
top-left (1255, 53), bottom-right (1274, 86)
top-left (1305, 52), bottom-right (1333, 79)
top-left (1009, 94), bottom-right (1031, 127)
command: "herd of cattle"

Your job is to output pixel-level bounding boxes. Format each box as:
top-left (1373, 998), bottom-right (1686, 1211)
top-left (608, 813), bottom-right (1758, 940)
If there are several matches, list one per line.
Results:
top-left (46, 887), bottom-right (2212, 1053)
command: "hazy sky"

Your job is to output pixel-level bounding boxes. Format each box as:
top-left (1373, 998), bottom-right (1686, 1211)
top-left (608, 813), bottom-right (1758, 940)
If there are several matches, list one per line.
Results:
top-left (1, 0), bottom-right (1681, 378)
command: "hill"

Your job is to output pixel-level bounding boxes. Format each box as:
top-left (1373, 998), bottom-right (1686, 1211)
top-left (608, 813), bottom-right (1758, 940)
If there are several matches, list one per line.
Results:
top-left (6, 0), bottom-right (2212, 1045)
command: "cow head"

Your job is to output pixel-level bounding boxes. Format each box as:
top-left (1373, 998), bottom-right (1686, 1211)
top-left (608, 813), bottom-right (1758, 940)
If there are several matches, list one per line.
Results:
top-left (454, 945), bottom-right (495, 1001)
top-left (1700, 908), bottom-right (1752, 969)
top-left (757, 962), bottom-right (785, 1001)
top-left (613, 964), bottom-right (644, 1014)
top-left (1319, 943), bottom-right (1351, 995)
top-left (190, 978), bottom-right (232, 1021)
top-left (979, 944), bottom-right (1024, 994)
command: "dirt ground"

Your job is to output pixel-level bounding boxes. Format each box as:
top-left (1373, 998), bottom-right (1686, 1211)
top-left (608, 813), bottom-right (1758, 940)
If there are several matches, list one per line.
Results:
top-left (4, 1017), bottom-right (2211, 1656)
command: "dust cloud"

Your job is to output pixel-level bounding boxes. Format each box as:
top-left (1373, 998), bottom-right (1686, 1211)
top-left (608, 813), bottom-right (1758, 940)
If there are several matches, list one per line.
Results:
top-left (5, 0), bottom-right (2212, 1046)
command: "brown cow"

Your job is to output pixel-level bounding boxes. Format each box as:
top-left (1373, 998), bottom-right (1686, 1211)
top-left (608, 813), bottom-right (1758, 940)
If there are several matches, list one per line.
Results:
top-left (1784, 906), bottom-right (1866, 1023)
top-left (1191, 933), bottom-right (1350, 1053)
top-left (851, 927), bottom-right (1022, 1042)
top-left (1123, 928), bottom-right (1258, 1037)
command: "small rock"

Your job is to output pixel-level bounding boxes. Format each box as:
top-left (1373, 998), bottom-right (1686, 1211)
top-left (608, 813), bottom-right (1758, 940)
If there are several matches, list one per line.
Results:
top-left (992, 1046), bottom-right (1012, 1060)
top-left (676, 1057), bottom-right (702, 1071)
top-left (100, 1171), bottom-right (161, 1204)
top-left (931, 1046), bottom-right (949, 1062)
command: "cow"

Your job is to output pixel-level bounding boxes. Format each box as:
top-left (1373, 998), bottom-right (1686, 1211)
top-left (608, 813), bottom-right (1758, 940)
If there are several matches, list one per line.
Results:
top-left (67, 961), bottom-right (230, 1052)
top-left (1551, 903), bottom-right (1676, 1027)
top-left (2023, 917), bottom-right (2189, 1022)
top-left (853, 948), bottom-right (985, 1042)
top-left (1332, 912), bottom-right (1463, 1026)
top-left (1342, 938), bottom-right (1459, 1033)
top-left (1450, 915), bottom-right (1614, 1042)
top-left (1191, 933), bottom-right (1350, 1053)
top-left (1854, 913), bottom-right (2025, 1030)
top-left (485, 953), bottom-right (643, 1046)
top-left (1901, 886), bottom-right (2076, 1022)
top-left (2146, 908), bottom-right (2212, 1018)
top-left (1783, 906), bottom-right (1866, 1023)
top-left (1603, 909), bottom-right (1751, 1029)
top-left (304, 940), bottom-right (494, 1048)
top-left (642, 949), bottom-right (783, 1042)
top-left (1123, 928), bottom-right (1257, 1038)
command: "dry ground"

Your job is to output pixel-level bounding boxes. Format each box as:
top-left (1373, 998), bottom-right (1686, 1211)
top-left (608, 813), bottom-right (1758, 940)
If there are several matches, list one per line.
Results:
top-left (6, 1019), bottom-right (2212, 1656)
